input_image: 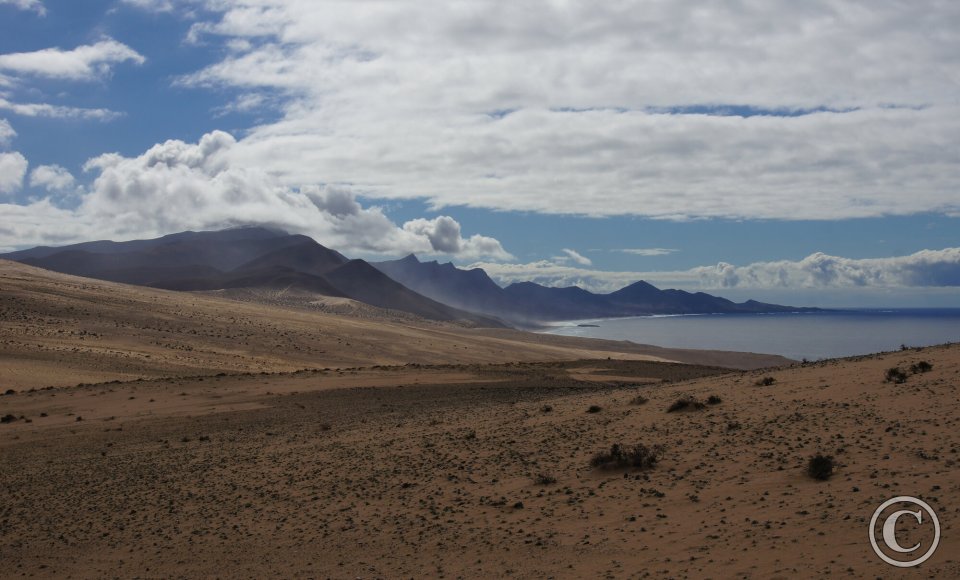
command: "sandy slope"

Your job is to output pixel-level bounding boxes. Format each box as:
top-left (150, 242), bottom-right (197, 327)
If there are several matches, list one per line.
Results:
top-left (0, 260), bottom-right (787, 390)
top-left (4, 259), bottom-right (954, 578)
top-left (1, 346), bottom-right (958, 578)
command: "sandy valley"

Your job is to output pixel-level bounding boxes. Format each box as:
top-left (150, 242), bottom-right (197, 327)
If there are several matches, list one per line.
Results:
top-left (1, 261), bottom-right (957, 578)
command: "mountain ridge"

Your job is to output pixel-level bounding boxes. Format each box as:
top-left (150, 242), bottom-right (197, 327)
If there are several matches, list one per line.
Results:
top-left (2, 227), bottom-right (815, 327)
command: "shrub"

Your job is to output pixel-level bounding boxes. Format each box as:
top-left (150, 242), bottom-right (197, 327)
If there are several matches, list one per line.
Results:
top-left (587, 405), bottom-right (602, 413)
top-left (540, 404), bottom-right (553, 413)
top-left (807, 453), bottom-right (835, 481)
top-left (590, 443), bottom-right (663, 470)
top-left (756, 376), bottom-right (776, 386)
top-left (629, 395), bottom-right (649, 405)
top-left (706, 395), bottom-right (722, 405)
top-left (885, 367), bottom-right (908, 384)
top-left (1, 414), bottom-right (17, 424)
top-left (910, 361), bottom-right (933, 374)
top-left (534, 473), bottom-right (557, 485)
top-left (667, 397), bottom-right (705, 413)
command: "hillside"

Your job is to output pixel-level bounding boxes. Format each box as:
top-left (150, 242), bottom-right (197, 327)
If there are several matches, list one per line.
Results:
top-left (1, 228), bottom-right (501, 327)
top-left (1, 325), bottom-right (955, 577)
top-left (0, 260), bottom-right (789, 390)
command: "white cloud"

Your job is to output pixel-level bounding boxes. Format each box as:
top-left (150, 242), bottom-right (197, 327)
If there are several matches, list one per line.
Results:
top-left (403, 216), bottom-right (514, 261)
top-left (0, 96), bottom-right (121, 120)
top-left (0, 39), bottom-right (144, 81)
top-left (0, 130), bottom-right (511, 260)
top-left (471, 249), bottom-right (960, 294)
top-left (690, 249), bottom-right (960, 289)
top-left (140, 0), bottom-right (960, 221)
top-left (0, 118), bottom-right (15, 146)
top-left (29, 164), bottom-right (74, 192)
top-left (0, 0), bottom-right (45, 16)
top-left (0, 151), bottom-right (28, 194)
top-left (559, 248), bottom-right (592, 266)
top-left (619, 248), bottom-right (678, 257)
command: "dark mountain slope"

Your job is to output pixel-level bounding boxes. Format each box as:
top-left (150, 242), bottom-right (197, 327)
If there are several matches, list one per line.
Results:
top-left (373, 254), bottom-right (513, 314)
top-left (324, 260), bottom-right (504, 326)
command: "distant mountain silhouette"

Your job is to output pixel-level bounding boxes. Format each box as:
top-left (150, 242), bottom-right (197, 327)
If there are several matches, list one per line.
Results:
top-left (3, 227), bottom-right (814, 328)
top-left (374, 254), bottom-right (514, 314)
top-left (2, 227), bottom-right (502, 327)
top-left (374, 254), bottom-right (816, 324)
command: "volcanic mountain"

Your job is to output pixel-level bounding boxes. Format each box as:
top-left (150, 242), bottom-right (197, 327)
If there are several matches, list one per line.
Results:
top-left (2, 228), bottom-right (504, 327)
top-left (374, 254), bottom-right (814, 323)
top-left (4, 227), bottom-right (811, 327)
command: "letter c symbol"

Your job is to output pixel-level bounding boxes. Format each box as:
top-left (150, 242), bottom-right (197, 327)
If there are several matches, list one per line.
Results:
top-left (882, 509), bottom-right (922, 553)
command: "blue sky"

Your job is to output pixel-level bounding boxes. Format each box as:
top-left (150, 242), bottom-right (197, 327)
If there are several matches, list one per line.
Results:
top-left (1, 0), bottom-right (959, 306)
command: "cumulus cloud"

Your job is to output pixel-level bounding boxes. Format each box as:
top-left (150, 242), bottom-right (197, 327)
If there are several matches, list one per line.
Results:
top-left (471, 249), bottom-right (960, 294)
top-left (0, 151), bottom-right (27, 194)
top-left (126, 0), bottom-right (960, 221)
top-left (690, 250), bottom-right (960, 289)
top-left (29, 164), bottom-right (75, 192)
top-left (0, 39), bottom-right (144, 81)
top-left (403, 216), bottom-right (513, 261)
top-left (0, 118), bottom-right (14, 146)
top-left (0, 0), bottom-right (45, 15)
top-left (0, 130), bottom-right (512, 260)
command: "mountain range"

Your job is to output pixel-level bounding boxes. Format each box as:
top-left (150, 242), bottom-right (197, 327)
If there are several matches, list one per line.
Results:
top-left (373, 254), bottom-right (815, 324)
top-left (1, 227), bottom-right (814, 327)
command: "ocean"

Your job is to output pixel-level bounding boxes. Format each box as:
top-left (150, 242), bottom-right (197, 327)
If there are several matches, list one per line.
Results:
top-left (541, 309), bottom-right (960, 361)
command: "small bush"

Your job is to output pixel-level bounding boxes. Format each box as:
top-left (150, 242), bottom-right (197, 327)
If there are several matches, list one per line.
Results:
top-left (885, 367), bottom-right (908, 384)
top-left (534, 473), bottom-right (557, 485)
top-left (756, 376), bottom-right (776, 386)
top-left (807, 453), bottom-right (835, 481)
top-left (587, 405), bottom-right (602, 414)
top-left (540, 404), bottom-right (553, 413)
top-left (910, 361), bottom-right (933, 374)
top-left (629, 395), bottom-right (649, 405)
top-left (1, 414), bottom-right (17, 424)
top-left (667, 397), bottom-right (705, 413)
top-left (590, 443), bottom-right (663, 470)
top-left (706, 395), bottom-right (722, 405)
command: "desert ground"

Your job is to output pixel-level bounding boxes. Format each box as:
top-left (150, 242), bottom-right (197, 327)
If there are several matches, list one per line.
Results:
top-left (1, 260), bottom-right (958, 578)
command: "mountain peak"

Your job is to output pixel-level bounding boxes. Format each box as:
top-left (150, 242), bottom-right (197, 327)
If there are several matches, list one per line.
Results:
top-left (399, 253), bottom-right (420, 264)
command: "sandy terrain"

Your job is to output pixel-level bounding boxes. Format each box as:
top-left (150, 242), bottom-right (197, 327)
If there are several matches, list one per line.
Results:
top-left (1, 344), bottom-right (957, 578)
top-left (2, 259), bottom-right (956, 578)
top-left (0, 260), bottom-right (787, 391)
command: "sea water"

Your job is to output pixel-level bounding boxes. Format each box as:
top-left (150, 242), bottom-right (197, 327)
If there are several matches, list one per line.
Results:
top-left (541, 309), bottom-right (960, 361)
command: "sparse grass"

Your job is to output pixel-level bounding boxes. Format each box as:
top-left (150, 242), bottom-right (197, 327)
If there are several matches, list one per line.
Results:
top-left (807, 453), bottom-right (835, 481)
top-left (590, 443), bottom-right (663, 470)
top-left (667, 397), bottom-right (705, 413)
top-left (756, 376), bottom-right (776, 386)
top-left (629, 395), bottom-right (648, 405)
top-left (885, 367), bottom-right (908, 384)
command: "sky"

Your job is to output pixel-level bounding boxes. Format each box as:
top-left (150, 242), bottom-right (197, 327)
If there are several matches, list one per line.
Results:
top-left (0, 0), bottom-right (958, 307)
